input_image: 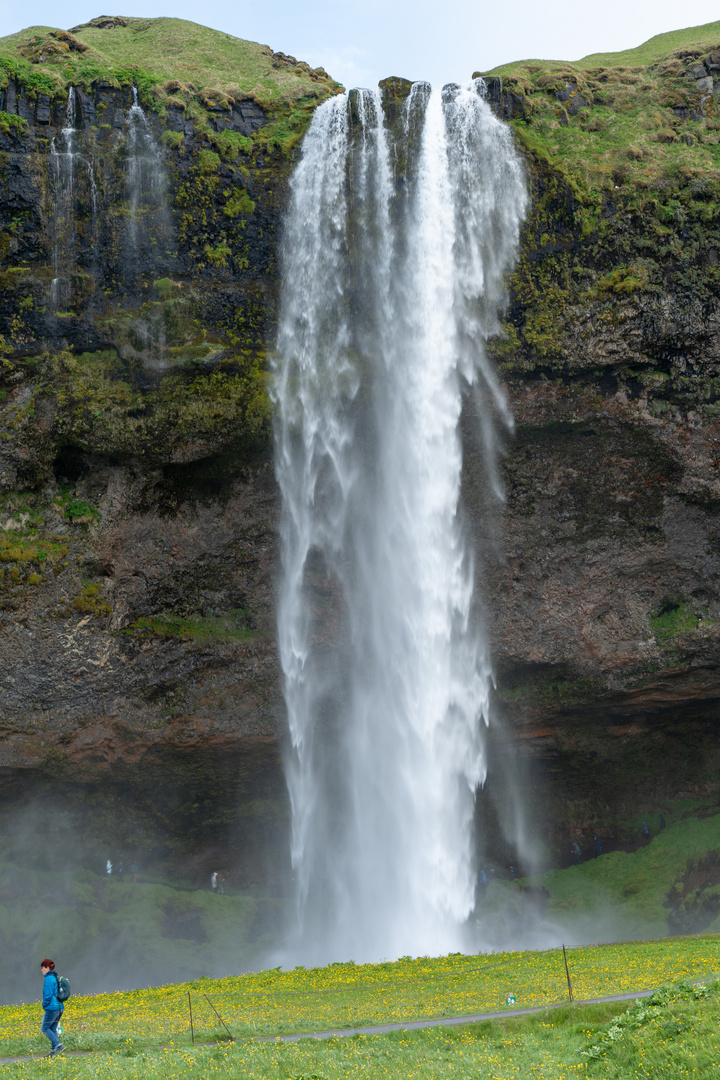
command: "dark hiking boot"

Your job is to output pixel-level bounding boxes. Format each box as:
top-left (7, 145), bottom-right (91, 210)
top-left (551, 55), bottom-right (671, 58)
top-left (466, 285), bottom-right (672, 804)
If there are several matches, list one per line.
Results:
top-left (51, 1044), bottom-right (66, 1055)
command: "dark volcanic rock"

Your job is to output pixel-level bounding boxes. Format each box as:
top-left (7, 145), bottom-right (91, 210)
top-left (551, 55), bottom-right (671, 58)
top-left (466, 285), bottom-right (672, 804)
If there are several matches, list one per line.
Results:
top-left (2, 58), bottom-right (720, 859)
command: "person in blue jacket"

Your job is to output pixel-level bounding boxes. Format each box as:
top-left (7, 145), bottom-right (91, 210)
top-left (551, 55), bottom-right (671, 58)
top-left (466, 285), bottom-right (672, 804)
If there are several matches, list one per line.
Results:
top-left (40, 959), bottom-right (65, 1055)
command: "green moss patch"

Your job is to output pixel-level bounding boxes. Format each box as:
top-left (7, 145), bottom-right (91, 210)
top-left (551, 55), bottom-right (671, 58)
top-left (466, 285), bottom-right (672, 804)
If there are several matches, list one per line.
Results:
top-left (197, 148), bottom-right (220, 174)
top-left (223, 190), bottom-right (255, 218)
top-left (0, 16), bottom-right (343, 132)
top-left (650, 599), bottom-right (701, 643)
top-left (73, 581), bottom-right (111, 616)
top-left (0, 532), bottom-right (67, 565)
top-left (152, 277), bottom-right (182, 302)
top-left (210, 129), bottom-right (253, 160)
top-left (54, 483), bottom-right (100, 523)
top-left (0, 503), bottom-right (69, 606)
top-left (48, 346), bottom-right (271, 466)
top-left (0, 109), bottom-right (27, 134)
top-left (128, 608), bottom-right (255, 643)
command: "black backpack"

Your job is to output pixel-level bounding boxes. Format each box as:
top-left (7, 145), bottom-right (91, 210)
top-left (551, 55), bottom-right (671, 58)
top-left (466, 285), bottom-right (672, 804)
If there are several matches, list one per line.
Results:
top-left (55, 974), bottom-right (71, 1002)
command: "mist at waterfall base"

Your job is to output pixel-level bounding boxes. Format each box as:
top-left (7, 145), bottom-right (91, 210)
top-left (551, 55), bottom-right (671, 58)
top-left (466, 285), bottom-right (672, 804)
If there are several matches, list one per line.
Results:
top-left (0, 777), bottom-right (291, 1006)
top-left (274, 80), bottom-right (531, 966)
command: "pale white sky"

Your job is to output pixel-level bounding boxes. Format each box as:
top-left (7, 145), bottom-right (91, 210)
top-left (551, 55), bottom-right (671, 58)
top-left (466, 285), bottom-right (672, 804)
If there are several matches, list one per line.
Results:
top-left (1, 0), bottom-right (719, 89)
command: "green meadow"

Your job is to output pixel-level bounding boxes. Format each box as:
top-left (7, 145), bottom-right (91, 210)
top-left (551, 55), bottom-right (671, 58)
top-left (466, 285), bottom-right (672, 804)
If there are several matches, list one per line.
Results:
top-left (488, 808), bottom-right (720, 941)
top-left (1, 964), bottom-right (718, 1078)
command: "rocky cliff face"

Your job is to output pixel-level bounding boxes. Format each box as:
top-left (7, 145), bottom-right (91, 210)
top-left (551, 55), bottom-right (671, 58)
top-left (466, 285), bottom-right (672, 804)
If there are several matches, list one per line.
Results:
top-left (1, 19), bottom-right (720, 867)
top-left (0, 18), bottom-right (343, 868)
top-left (475, 31), bottom-right (720, 839)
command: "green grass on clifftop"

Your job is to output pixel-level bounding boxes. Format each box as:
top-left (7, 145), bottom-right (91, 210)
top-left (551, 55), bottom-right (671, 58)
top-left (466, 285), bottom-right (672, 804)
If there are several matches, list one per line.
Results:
top-left (0, 16), bottom-right (342, 119)
top-left (482, 19), bottom-right (720, 197)
top-left (490, 20), bottom-right (720, 74)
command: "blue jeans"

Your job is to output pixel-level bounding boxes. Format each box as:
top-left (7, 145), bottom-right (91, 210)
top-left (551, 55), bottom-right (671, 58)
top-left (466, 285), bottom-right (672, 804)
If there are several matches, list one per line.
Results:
top-left (41, 1009), bottom-right (61, 1050)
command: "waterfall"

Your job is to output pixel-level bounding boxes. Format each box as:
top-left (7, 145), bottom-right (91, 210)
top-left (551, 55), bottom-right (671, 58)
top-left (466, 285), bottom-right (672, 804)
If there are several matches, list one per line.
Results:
top-left (125, 86), bottom-right (169, 287)
top-left (274, 81), bottom-right (527, 963)
top-left (49, 87), bottom-right (98, 311)
top-left (49, 87), bottom-right (77, 309)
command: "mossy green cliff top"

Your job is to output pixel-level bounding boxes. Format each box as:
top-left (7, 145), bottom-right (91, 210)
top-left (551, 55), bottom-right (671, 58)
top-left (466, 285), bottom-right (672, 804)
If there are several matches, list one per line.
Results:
top-left (0, 15), bottom-right (342, 118)
top-left (481, 19), bottom-right (720, 194)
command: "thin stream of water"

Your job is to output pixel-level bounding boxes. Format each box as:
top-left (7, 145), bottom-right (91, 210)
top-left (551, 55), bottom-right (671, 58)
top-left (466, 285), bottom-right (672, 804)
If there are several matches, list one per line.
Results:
top-left (124, 85), bottom-right (172, 290)
top-left (274, 82), bottom-right (528, 963)
top-left (49, 87), bottom-right (77, 308)
top-left (49, 87), bottom-right (99, 308)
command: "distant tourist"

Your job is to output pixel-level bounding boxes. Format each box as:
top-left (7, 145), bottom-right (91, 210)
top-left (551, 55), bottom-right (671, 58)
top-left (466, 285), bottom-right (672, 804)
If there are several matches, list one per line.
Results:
top-left (659, 814), bottom-right (666, 830)
top-left (129, 861), bottom-right (139, 883)
top-left (509, 864), bottom-right (518, 880)
top-left (594, 836), bottom-right (602, 857)
top-left (106, 859), bottom-right (112, 877)
top-left (40, 959), bottom-right (65, 1056)
top-left (117, 860), bottom-right (124, 882)
top-left (642, 821), bottom-right (650, 839)
top-left (572, 841), bottom-right (581, 865)
top-left (211, 871), bottom-right (219, 893)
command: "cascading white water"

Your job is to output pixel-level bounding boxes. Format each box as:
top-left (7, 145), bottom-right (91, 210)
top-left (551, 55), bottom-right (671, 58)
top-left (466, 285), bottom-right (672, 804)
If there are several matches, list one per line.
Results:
top-left (49, 87), bottom-right (98, 309)
top-left (126, 86), bottom-right (168, 264)
top-left (49, 87), bottom-right (77, 308)
top-left (274, 81), bottom-right (527, 962)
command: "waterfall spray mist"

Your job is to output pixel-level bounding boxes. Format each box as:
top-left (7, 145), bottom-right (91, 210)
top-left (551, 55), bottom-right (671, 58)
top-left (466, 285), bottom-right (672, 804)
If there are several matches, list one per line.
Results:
top-left (274, 81), bottom-right (527, 962)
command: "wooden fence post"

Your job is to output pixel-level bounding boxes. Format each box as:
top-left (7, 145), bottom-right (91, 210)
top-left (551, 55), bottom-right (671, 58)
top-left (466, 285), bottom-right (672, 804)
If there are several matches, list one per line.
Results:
top-left (562, 944), bottom-right (574, 1003)
top-left (204, 994), bottom-right (235, 1041)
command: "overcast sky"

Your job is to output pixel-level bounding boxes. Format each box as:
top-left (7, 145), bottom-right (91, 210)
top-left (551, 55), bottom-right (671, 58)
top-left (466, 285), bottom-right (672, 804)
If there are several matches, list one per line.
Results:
top-left (2, 1), bottom-right (720, 88)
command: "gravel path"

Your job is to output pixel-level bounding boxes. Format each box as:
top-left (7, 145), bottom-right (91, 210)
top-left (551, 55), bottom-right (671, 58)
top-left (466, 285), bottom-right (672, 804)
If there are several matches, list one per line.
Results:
top-left (258, 988), bottom-right (661, 1042)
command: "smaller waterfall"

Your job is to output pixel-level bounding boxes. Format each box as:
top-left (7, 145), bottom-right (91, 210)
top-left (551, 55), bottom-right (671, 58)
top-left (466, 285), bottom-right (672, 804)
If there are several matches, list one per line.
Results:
top-left (49, 88), bottom-right (77, 309)
top-left (124, 86), bottom-right (170, 288)
top-left (49, 87), bottom-right (99, 311)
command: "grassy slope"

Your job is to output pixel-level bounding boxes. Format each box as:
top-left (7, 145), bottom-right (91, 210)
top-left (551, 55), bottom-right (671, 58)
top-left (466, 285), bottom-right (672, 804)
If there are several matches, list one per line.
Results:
top-left (68, 18), bottom-right (331, 103)
top-left (488, 811), bottom-right (720, 941)
top-left (0, 17), bottom-right (342, 114)
top-left (481, 19), bottom-right (720, 197)
top-left (490, 19), bottom-right (720, 74)
top-left (0, 869), bottom-right (269, 986)
top-left (2, 987), bottom-right (718, 1077)
top-left (1, 959), bottom-right (719, 1080)
top-left (1, 932), bottom-right (718, 1056)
